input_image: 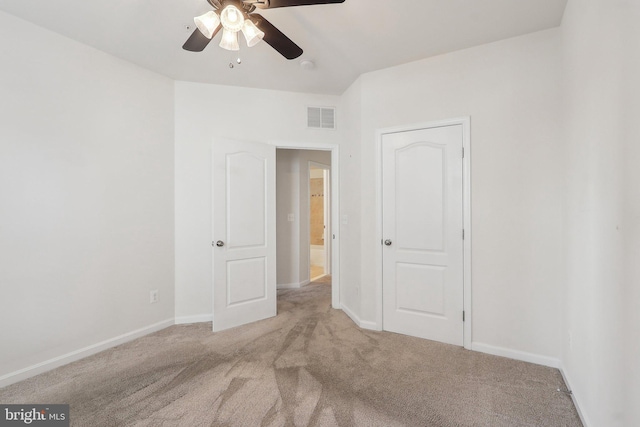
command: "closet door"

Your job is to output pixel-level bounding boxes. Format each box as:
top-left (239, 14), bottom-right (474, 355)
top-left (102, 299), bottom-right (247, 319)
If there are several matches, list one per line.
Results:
top-left (382, 125), bottom-right (464, 345)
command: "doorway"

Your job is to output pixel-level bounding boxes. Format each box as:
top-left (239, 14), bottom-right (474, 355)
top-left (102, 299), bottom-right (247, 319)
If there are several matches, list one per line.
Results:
top-left (274, 145), bottom-right (339, 309)
top-left (309, 162), bottom-right (331, 282)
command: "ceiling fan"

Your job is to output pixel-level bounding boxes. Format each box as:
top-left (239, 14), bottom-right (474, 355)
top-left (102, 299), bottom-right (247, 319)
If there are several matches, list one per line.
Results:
top-left (183, 0), bottom-right (345, 60)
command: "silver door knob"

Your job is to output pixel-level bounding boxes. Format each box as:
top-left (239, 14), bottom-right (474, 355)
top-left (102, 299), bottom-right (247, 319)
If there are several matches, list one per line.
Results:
top-left (384, 239), bottom-right (392, 246)
top-left (216, 240), bottom-right (225, 247)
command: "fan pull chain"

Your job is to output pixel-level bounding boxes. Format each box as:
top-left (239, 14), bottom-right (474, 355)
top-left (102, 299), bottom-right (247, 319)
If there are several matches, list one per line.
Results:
top-left (228, 51), bottom-right (242, 69)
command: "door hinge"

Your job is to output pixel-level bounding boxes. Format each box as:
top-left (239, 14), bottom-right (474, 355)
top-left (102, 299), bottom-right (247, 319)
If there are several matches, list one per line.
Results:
top-left (462, 229), bottom-right (465, 240)
top-left (463, 311), bottom-right (466, 322)
top-left (462, 147), bottom-right (465, 158)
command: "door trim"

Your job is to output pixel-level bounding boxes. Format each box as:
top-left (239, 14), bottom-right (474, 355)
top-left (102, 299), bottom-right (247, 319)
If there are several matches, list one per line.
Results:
top-left (375, 118), bottom-right (471, 349)
top-left (272, 142), bottom-right (340, 310)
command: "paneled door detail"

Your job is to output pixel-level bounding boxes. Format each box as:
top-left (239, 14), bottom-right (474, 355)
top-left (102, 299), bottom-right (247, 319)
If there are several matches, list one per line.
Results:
top-left (212, 139), bottom-right (276, 332)
top-left (382, 125), bottom-right (464, 345)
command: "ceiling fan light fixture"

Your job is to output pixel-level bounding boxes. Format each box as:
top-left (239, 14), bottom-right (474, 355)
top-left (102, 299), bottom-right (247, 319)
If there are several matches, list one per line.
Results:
top-left (219, 28), bottom-right (240, 51)
top-left (194, 11), bottom-right (220, 39)
top-left (185, 0), bottom-right (344, 59)
top-left (220, 5), bottom-right (245, 32)
top-left (241, 20), bottom-right (265, 47)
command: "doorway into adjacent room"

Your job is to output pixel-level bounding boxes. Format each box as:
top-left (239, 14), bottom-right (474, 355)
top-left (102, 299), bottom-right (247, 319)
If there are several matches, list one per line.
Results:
top-left (309, 162), bottom-right (331, 282)
top-left (274, 148), bottom-right (335, 298)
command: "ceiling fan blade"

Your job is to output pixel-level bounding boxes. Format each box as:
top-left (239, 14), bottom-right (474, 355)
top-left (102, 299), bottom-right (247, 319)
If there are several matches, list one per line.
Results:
top-left (250, 14), bottom-right (303, 59)
top-left (255, 0), bottom-right (344, 8)
top-left (182, 26), bottom-right (221, 52)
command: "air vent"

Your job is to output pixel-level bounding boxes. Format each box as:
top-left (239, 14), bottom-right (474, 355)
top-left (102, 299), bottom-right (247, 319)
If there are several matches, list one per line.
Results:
top-left (307, 107), bottom-right (336, 130)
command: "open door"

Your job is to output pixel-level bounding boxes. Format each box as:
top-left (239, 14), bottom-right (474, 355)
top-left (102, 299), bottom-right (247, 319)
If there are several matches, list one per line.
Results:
top-left (212, 138), bottom-right (276, 332)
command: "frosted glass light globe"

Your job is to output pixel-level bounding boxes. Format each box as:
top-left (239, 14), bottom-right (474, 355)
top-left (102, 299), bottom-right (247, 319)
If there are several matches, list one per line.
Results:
top-left (194, 11), bottom-right (220, 39)
top-left (220, 5), bottom-right (244, 32)
top-left (241, 20), bottom-right (265, 47)
top-left (219, 28), bottom-right (240, 51)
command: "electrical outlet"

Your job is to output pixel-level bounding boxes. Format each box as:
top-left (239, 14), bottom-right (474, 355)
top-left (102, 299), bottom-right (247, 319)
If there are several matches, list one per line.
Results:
top-left (150, 290), bottom-right (159, 304)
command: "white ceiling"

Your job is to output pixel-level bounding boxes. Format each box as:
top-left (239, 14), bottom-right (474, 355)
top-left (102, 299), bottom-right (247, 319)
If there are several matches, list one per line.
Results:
top-left (0, 0), bottom-right (567, 95)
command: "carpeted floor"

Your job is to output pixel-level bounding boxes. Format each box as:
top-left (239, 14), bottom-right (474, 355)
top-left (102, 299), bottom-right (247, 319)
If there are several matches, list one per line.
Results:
top-left (0, 277), bottom-right (581, 426)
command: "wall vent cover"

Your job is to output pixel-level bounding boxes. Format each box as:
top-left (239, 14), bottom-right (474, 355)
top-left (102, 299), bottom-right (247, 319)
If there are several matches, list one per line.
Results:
top-left (307, 107), bottom-right (336, 130)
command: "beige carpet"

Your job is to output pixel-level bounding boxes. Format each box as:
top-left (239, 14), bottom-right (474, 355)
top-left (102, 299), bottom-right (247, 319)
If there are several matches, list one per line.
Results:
top-left (0, 278), bottom-right (581, 426)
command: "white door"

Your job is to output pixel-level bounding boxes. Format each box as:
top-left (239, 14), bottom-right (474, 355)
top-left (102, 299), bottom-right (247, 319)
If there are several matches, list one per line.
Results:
top-left (212, 138), bottom-right (276, 332)
top-left (382, 125), bottom-right (464, 346)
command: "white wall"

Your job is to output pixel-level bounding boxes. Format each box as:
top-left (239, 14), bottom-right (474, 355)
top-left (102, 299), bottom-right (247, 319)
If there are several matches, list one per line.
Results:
top-left (336, 78), bottom-right (362, 320)
top-left (174, 83), bottom-right (342, 320)
top-left (561, 0), bottom-right (640, 425)
top-left (276, 149), bottom-right (331, 288)
top-left (276, 149), bottom-right (301, 287)
top-left (0, 11), bottom-right (175, 383)
top-left (350, 29), bottom-right (565, 360)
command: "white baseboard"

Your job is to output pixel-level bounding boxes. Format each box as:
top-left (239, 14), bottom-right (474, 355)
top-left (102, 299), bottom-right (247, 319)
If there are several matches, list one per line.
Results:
top-left (359, 318), bottom-right (379, 330)
top-left (559, 366), bottom-right (591, 427)
top-left (340, 303), bottom-right (380, 331)
top-left (0, 318), bottom-right (174, 389)
top-left (277, 279), bottom-right (311, 289)
top-left (341, 303), bottom-right (360, 326)
top-left (471, 342), bottom-right (561, 369)
top-left (174, 314), bottom-right (212, 324)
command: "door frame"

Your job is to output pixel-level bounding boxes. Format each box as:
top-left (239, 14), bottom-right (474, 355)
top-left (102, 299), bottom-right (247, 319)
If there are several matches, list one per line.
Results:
top-left (274, 142), bottom-right (340, 310)
top-left (308, 161), bottom-right (331, 279)
top-left (374, 117), bottom-right (472, 349)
